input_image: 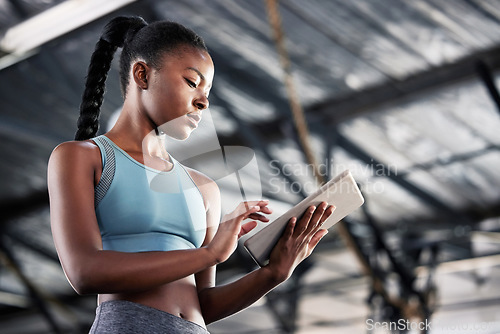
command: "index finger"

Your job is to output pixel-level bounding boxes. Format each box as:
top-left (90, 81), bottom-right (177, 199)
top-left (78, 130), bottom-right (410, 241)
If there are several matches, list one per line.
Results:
top-left (242, 199), bottom-right (270, 211)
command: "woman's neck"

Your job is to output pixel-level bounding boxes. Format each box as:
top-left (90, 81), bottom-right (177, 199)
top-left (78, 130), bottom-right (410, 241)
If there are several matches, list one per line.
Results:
top-left (105, 105), bottom-right (169, 161)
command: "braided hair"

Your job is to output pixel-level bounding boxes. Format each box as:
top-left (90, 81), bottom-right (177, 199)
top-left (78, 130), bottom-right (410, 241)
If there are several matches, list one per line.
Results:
top-left (74, 16), bottom-right (207, 141)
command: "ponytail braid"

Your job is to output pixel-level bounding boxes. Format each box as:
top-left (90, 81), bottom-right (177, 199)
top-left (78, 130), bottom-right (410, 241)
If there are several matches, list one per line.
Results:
top-left (74, 16), bottom-right (147, 141)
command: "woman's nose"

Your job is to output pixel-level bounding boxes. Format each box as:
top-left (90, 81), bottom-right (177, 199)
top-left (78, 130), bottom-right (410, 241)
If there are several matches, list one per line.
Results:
top-left (194, 95), bottom-right (209, 110)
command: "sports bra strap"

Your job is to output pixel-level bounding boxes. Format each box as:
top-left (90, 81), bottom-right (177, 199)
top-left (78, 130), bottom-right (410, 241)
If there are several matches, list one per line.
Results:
top-left (92, 136), bottom-right (116, 208)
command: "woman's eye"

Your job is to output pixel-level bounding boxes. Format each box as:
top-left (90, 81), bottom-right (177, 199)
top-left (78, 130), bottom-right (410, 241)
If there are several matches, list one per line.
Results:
top-left (185, 79), bottom-right (197, 88)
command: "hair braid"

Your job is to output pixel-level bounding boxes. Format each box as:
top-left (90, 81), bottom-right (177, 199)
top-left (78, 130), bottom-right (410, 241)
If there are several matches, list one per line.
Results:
top-left (74, 39), bottom-right (116, 140)
top-left (74, 16), bottom-right (147, 140)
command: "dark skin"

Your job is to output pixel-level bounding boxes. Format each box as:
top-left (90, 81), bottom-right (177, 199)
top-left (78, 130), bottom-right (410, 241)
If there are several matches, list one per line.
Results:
top-left (47, 46), bottom-right (335, 328)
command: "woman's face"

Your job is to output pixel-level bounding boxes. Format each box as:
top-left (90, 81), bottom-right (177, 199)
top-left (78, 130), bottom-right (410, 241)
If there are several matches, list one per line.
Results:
top-left (139, 46), bottom-right (214, 140)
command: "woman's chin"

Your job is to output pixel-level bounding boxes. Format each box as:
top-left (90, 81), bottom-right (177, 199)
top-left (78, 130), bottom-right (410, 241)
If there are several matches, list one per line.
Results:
top-left (164, 129), bottom-right (193, 141)
top-left (158, 123), bottom-right (193, 141)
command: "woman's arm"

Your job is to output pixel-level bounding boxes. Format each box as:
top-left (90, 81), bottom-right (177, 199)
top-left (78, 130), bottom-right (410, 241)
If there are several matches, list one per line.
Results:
top-left (48, 141), bottom-right (264, 295)
top-left (198, 204), bottom-right (334, 324)
top-left (192, 169), bottom-right (334, 324)
top-left (197, 265), bottom-right (280, 324)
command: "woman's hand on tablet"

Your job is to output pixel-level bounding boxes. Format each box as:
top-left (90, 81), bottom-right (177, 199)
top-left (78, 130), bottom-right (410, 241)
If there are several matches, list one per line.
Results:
top-left (265, 201), bottom-right (335, 283)
top-left (207, 200), bottom-right (271, 264)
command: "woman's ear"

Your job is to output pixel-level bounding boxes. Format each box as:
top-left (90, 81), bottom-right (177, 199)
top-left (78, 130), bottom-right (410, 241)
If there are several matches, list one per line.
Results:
top-left (132, 61), bottom-right (149, 90)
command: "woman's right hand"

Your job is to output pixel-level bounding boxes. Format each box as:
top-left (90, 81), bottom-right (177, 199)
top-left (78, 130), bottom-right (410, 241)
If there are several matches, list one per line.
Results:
top-left (206, 200), bottom-right (271, 264)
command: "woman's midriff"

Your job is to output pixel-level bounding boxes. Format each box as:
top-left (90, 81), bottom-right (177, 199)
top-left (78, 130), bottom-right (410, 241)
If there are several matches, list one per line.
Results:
top-left (98, 275), bottom-right (206, 328)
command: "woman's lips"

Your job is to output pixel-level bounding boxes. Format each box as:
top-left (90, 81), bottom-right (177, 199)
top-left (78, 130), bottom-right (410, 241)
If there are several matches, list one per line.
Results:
top-left (187, 113), bottom-right (201, 127)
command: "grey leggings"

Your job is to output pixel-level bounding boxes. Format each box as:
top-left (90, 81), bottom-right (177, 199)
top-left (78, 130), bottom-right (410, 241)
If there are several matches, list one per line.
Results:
top-left (89, 300), bottom-right (210, 334)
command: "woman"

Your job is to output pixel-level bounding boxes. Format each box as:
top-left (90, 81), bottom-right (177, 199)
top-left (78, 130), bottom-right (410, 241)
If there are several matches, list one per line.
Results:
top-left (47, 16), bottom-right (334, 333)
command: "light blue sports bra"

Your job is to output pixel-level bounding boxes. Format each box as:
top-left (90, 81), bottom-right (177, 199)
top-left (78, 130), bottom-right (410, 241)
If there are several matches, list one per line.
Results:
top-left (91, 135), bottom-right (206, 252)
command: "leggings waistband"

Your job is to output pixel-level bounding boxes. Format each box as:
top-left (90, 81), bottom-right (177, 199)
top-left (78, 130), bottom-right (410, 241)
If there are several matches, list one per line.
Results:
top-left (89, 300), bottom-right (210, 334)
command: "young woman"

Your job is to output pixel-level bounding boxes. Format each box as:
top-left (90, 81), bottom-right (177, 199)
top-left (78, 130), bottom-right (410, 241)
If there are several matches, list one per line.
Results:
top-left (47, 16), bottom-right (335, 333)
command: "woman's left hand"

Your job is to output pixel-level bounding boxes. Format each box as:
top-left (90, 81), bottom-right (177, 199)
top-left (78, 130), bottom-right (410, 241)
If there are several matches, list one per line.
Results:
top-left (264, 201), bottom-right (335, 283)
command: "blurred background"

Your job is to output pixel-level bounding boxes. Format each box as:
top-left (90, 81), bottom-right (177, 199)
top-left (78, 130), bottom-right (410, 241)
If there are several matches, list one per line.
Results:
top-left (1, 0), bottom-right (500, 333)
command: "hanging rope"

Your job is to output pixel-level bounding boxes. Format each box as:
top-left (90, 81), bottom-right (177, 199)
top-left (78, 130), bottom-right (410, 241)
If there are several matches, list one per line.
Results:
top-left (264, 0), bottom-right (427, 324)
top-left (264, 0), bottom-right (323, 187)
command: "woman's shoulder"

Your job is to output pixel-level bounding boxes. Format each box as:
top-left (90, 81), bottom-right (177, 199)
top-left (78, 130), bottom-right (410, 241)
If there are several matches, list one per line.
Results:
top-left (49, 139), bottom-right (101, 170)
top-left (183, 166), bottom-right (219, 192)
top-left (182, 166), bottom-right (220, 209)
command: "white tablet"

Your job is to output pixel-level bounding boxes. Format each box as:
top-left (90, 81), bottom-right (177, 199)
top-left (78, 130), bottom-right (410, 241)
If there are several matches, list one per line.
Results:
top-left (243, 170), bottom-right (364, 267)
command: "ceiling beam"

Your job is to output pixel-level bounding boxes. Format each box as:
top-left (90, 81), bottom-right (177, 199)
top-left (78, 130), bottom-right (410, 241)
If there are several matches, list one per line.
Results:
top-left (0, 242), bottom-right (62, 333)
top-left (0, 189), bottom-right (48, 223)
top-left (310, 44), bottom-right (500, 123)
top-left (0, 290), bottom-right (30, 308)
top-left (335, 133), bottom-right (474, 222)
top-left (247, 44), bottom-right (500, 131)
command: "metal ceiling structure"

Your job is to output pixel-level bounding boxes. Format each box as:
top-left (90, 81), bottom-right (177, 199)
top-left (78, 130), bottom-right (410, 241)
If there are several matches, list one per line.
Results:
top-left (1, 0), bottom-right (500, 333)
